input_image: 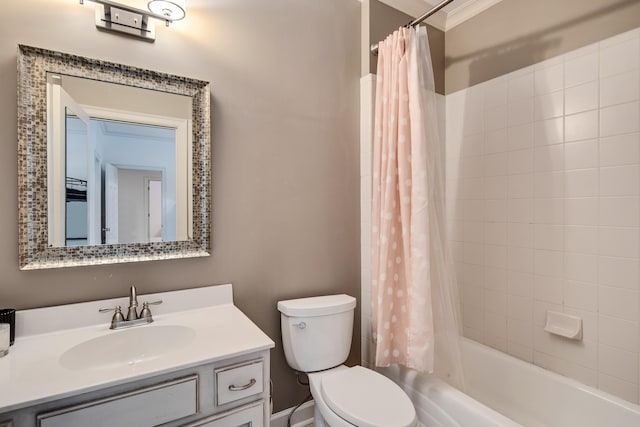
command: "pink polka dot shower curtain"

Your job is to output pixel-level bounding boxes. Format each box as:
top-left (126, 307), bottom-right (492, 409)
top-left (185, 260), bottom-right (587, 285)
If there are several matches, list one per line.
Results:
top-left (371, 25), bottom-right (465, 385)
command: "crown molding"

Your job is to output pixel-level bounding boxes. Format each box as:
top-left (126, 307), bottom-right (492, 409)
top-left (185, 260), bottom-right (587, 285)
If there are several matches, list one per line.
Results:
top-left (444, 0), bottom-right (503, 30)
top-left (377, 0), bottom-right (504, 32)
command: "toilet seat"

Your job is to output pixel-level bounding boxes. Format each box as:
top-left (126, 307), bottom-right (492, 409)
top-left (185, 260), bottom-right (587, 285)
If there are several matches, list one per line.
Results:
top-left (320, 366), bottom-right (416, 427)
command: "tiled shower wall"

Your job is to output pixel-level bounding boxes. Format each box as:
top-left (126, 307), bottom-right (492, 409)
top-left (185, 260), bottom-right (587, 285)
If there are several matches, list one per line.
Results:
top-left (446, 28), bottom-right (640, 403)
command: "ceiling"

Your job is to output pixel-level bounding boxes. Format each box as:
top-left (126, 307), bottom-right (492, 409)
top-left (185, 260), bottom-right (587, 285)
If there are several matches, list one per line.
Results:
top-left (379, 0), bottom-right (502, 31)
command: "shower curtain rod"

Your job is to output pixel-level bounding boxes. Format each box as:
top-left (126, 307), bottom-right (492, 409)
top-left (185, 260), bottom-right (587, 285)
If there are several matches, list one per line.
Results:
top-left (370, 0), bottom-right (455, 56)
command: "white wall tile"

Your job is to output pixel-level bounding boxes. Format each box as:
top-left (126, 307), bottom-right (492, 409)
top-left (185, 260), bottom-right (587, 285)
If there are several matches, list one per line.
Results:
top-left (564, 280), bottom-right (597, 311)
top-left (483, 153), bottom-right (508, 176)
top-left (507, 198), bottom-right (533, 223)
top-left (535, 64), bottom-right (564, 95)
top-left (534, 90), bottom-right (564, 121)
top-left (484, 175), bottom-right (508, 199)
top-left (485, 266), bottom-right (507, 291)
top-left (564, 139), bottom-right (598, 170)
top-left (509, 72), bottom-right (534, 101)
top-left (564, 307), bottom-right (598, 342)
top-left (484, 128), bottom-right (507, 154)
top-left (600, 101), bottom-right (640, 137)
top-left (485, 105), bottom-right (507, 131)
top-left (565, 81), bottom-right (599, 115)
top-left (598, 374), bottom-right (639, 404)
top-left (538, 275), bottom-right (564, 308)
top-left (507, 123), bottom-right (534, 151)
top-left (599, 197), bottom-right (640, 227)
top-left (534, 301), bottom-right (563, 327)
top-left (485, 300), bottom-right (507, 322)
top-left (485, 199), bottom-right (507, 222)
top-left (599, 37), bottom-right (640, 78)
top-left (508, 270), bottom-right (534, 297)
top-left (565, 225), bottom-right (598, 254)
top-left (598, 256), bottom-right (640, 290)
top-left (464, 221), bottom-right (484, 243)
top-left (463, 263), bottom-right (485, 287)
top-left (534, 250), bottom-right (564, 278)
top-left (599, 133), bottom-right (640, 167)
top-left (599, 286), bottom-right (639, 321)
top-left (508, 318), bottom-right (533, 347)
top-left (535, 172), bottom-right (565, 198)
top-left (461, 133), bottom-right (485, 158)
top-left (507, 173), bottom-right (533, 198)
top-left (443, 31), bottom-right (640, 404)
top-left (600, 165), bottom-right (640, 196)
top-left (508, 223), bottom-right (533, 248)
top-left (483, 79), bottom-right (508, 109)
top-left (598, 344), bottom-right (639, 384)
top-left (507, 341), bottom-right (534, 363)
top-left (508, 294), bottom-right (533, 321)
top-left (534, 117), bottom-right (564, 145)
top-left (565, 53), bottom-right (599, 88)
top-left (508, 98), bottom-right (534, 127)
top-left (600, 69), bottom-right (640, 108)
top-left (599, 314), bottom-right (639, 352)
top-left (508, 246), bottom-right (534, 273)
top-left (534, 224), bottom-right (564, 251)
top-left (565, 169), bottom-right (599, 197)
top-left (556, 338), bottom-right (597, 369)
top-left (534, 144), bottom-right (565, 172)
top-left (485, 244), bottom-right (507, 269)
top-left (565, 110), bottom-right (599, 142)
top-left (598, 227), bottom-right (640, 258)
top-left (485, 222), bottom-right (507, 245)
top-left (534, 197), bottom-right (565, 224)
top-left (464, 242), bottom-right (485, 265)
top-left (566, 197), bottom-right (598, 225)
top-left (508, 148), bottom-right (534, 174)
top-left (565, 252), bottom-right (598, 283)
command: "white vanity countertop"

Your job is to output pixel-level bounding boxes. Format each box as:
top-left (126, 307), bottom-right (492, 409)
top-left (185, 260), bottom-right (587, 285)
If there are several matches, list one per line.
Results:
top-left (0, 284), bottom-right (275, 413)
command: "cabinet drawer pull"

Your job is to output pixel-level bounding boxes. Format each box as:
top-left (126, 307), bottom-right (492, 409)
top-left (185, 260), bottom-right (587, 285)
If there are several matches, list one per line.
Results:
top-left (228, 378), bottom-right (256, 392)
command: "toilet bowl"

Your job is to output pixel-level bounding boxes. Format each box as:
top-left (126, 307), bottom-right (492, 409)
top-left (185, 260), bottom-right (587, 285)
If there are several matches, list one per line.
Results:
top-left (309, 365), bottom-right (416, 427)
top-left (278, 294), bottom-right (417, 427)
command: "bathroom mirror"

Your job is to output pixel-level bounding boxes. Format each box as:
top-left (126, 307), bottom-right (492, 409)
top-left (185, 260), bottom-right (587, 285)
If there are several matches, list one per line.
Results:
top-left (18, 45), bottom-right (211, 269)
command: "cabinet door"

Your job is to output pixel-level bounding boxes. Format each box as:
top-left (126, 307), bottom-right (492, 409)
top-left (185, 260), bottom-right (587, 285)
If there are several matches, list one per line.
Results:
top-left (183, 400), bottom-right (264, 427)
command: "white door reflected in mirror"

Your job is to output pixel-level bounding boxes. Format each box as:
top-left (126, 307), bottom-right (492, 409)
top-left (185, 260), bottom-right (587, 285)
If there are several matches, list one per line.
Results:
top-left (47, 74), bottom-right (192, 247)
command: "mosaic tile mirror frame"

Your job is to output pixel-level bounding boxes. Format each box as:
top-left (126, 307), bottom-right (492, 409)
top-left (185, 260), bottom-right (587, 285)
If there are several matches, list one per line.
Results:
top-left (17, 45), bottom-right (211, 269)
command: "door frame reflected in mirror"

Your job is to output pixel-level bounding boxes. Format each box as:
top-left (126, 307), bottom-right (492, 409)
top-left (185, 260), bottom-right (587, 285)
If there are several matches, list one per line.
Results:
top-left (17, 45), bottom-right (211, 270)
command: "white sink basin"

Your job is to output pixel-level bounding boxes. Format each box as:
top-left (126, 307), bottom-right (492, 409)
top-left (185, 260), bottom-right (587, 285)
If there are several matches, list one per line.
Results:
top-left (60, 325), bottom-right (196, 371)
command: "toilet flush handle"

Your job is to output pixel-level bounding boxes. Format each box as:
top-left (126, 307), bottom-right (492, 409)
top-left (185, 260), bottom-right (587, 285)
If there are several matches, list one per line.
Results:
top-left (293, 322), bottom-right (307, 329)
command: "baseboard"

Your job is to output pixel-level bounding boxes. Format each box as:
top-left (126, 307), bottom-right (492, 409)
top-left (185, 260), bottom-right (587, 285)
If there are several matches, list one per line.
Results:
top-left (270, 400), bottom-right (315, 427)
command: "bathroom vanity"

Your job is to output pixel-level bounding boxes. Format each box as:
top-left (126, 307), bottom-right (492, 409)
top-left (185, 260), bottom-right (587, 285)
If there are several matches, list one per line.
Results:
top-left (0, 284), bottom-right (274, 427)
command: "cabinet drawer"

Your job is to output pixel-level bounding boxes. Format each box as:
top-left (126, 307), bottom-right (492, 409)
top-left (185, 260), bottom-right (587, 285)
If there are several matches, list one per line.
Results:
top-left (215, 359), bottom-right (263, 406)
top-left (37, 375), bottom-right (198, 427)
top-left (0, 420), bottom-right (13, 427)
top-left (182, 400), bottom-right (264, 427)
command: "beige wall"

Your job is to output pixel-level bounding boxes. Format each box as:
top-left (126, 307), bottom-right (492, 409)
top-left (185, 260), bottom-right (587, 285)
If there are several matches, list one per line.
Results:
top-left (2, 0), bottom-right (361, 412)
top-left (366, 0), bottom-right (445, 94)
top-left (445, 0), bottom-right (640, 93)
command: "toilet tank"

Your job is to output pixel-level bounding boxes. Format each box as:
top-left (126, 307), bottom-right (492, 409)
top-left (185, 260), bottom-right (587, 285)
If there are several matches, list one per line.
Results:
top-left (278, 294), bottom-right (356, 372)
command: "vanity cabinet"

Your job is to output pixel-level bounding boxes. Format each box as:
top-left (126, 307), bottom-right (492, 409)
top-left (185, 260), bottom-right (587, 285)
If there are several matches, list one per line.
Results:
top-left (1, 351), bottom-right (270, 427)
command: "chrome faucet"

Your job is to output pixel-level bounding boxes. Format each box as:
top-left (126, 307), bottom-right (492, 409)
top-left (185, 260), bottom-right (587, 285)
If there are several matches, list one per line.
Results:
top-left (126, 285), bottom-right (139, 321)
top-left (99, 285), bottom-right (163, 330)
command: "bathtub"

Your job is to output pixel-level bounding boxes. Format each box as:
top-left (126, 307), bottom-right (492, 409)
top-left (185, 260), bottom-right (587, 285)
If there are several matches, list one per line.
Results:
top-left (381, 337), bottom-right (640, 427)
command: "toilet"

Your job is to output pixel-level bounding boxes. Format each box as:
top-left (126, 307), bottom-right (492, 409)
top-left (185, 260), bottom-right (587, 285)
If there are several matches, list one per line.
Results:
top-left (278, 294), bottom-right (417, 427)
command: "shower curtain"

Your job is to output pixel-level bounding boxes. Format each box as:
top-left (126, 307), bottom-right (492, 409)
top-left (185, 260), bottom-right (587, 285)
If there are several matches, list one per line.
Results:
top-left (371, 26), bottom-right (464, 388)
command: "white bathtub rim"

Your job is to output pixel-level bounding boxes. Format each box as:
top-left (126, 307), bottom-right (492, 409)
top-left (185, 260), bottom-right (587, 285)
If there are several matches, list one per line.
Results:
top-left (459, 336), bottom-right (640, 415)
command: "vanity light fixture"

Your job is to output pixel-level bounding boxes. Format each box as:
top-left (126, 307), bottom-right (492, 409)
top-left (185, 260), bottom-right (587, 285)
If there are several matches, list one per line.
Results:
top-left (79, 0), bottom-right (186, 42)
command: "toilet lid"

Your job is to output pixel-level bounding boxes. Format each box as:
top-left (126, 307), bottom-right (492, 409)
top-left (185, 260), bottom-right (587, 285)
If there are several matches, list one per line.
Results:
top-left (320, 366), bottom-right (416, 427)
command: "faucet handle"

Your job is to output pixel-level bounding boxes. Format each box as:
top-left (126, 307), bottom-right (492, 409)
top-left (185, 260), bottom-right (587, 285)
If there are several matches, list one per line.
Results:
top-left (139, 300), bottom-right (162, 322)
top-left (99, 305), bottom-right (125, 329)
